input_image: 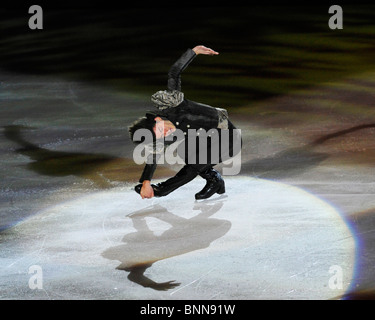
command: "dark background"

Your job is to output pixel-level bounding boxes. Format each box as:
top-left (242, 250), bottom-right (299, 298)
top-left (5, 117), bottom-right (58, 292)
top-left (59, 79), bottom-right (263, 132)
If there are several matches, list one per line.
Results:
top-left (2, 3), bottom-right (375, 108)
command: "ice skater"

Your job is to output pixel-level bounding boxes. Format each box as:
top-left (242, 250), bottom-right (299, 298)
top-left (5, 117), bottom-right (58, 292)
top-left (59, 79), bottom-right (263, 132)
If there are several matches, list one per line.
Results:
top-left (129, 45), bottom-right (241, 200)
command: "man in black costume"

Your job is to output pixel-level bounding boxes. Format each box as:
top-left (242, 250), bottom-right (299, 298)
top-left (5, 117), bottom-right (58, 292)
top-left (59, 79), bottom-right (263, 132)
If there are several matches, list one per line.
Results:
top-left (129, 45), bottom-right (241, 200)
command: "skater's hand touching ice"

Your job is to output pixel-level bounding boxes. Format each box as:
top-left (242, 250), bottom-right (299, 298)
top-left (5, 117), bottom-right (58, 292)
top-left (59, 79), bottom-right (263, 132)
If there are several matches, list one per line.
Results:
top-left (140, 180), bottom-right (154, 199)
top-left (192, 45), bottom-right (219, 56)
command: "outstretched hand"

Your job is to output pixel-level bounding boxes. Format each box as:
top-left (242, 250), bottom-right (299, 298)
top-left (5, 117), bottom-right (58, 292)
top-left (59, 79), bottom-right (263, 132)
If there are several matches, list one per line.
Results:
top-left (192, 45), bottom-right (219, 56)
top-left (140, 180), bottom-right (154, 199)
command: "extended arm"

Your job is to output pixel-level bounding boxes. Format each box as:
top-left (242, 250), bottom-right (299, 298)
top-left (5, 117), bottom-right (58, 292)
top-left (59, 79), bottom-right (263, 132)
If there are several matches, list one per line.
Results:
top-left (139, 163), bottom-right (156, 199)
top-left (139, 152), bottom-right (161, 199)
top-left (167, 49), bottom-right (196, 92)
top-left (167, 45), bottom-right (219, 91)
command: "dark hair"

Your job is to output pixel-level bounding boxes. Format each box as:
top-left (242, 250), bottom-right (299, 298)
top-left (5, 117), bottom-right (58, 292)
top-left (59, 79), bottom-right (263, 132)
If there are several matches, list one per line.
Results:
top-left (128, 115), bottom-right (157, 144)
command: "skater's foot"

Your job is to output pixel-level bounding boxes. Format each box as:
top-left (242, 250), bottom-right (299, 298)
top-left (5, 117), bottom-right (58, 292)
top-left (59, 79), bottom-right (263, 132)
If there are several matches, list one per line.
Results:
top-left (195, 168), bottom-right (225, 200)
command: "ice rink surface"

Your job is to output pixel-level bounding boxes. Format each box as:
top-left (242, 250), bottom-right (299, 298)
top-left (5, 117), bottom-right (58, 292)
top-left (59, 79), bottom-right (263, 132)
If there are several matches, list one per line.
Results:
top-left (0, 177), bottom-right (355, 300)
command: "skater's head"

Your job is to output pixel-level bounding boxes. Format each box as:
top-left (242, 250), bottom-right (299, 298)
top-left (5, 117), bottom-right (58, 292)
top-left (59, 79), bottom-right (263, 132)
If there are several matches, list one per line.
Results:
top-left (153, 117), bottom-right (176, 139)
top-left (128, 115), bottom-right (176, 144)
top-left (128, 115), bottom-right (156, 145)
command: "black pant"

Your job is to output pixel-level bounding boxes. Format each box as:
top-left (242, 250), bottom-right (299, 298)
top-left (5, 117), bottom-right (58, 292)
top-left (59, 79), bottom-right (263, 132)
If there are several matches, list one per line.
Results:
top-left (155, 163), bottom-right (213, 196)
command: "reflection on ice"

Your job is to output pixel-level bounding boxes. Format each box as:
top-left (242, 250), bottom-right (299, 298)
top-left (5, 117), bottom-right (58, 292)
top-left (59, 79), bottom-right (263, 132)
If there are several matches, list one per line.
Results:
top-left (102, 202), bottom-right (230, 291)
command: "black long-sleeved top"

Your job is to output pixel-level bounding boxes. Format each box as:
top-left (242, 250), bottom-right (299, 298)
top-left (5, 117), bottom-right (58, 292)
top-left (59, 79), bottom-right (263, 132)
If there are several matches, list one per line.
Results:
top-left (167, 48), bottom-right (197, 91)
top-left (139, 49), bottom-right (224, 183)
